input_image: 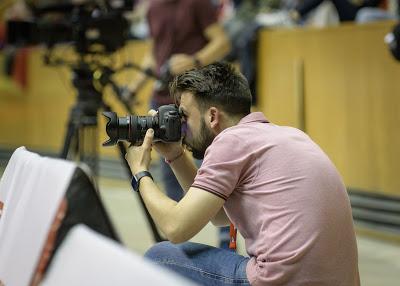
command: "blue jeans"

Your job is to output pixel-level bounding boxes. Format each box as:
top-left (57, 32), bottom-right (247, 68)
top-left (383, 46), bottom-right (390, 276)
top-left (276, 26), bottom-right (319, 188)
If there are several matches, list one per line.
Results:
top-left (145, 241), bottom-right (250, 286)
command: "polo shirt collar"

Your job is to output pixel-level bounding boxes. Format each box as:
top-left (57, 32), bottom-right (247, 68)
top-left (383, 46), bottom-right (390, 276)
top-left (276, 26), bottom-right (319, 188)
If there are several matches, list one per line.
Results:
top-left (238, 112), bottom-right (269, 125)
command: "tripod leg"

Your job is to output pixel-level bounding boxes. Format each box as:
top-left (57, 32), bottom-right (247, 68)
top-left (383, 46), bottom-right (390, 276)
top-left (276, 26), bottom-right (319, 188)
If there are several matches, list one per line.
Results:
top-left (79, 125), bottom-right (99, 176)
top-left (117, 141), bottom-right (165, 243)
top-left (60, 119), bottom-right (78, 159)
top-left (102, 103), bottom-right (164, 242)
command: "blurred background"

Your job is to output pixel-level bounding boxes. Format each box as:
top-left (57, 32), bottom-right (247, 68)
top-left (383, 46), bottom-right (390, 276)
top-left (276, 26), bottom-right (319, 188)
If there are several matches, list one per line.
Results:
top-left (0, 0), bottom-right (400, 285)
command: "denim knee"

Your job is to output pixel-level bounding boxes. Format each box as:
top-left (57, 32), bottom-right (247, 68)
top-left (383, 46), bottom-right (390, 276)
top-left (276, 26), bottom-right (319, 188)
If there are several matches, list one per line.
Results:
top-left (144, 241), bottom-right (177, 262)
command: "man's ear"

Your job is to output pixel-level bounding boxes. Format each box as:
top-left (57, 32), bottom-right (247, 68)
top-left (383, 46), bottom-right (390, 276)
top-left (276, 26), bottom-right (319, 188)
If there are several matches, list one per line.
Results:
top-left (208, 107), bottom-right (220, 129)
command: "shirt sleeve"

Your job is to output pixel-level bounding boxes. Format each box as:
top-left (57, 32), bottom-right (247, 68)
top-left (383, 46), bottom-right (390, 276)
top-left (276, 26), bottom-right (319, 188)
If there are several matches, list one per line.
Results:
top-left (193, 0), bottom-right (218, 32)
top-left (192, 133), bottom-right (249, 200)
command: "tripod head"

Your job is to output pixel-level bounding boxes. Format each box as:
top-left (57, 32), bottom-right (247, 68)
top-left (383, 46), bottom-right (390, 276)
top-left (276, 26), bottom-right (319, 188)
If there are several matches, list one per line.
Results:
top-left (4, 0), bottom-right (144, 114)
top-left (43, 49), bottom-right (145, 115)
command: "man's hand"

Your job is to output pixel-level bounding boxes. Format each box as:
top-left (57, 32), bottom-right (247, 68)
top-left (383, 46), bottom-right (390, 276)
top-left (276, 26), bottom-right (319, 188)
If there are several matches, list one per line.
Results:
top-left (147, 110), bottom-right (184, 160)
top-left (126, 129), bottom-right (154, 174)
top-left (168, 54), bottom-right (198, 75)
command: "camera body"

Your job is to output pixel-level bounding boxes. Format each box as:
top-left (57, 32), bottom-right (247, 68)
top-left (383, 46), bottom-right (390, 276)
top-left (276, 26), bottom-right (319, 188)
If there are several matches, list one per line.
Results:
top-left (103, 104), bottom-right (182, 146)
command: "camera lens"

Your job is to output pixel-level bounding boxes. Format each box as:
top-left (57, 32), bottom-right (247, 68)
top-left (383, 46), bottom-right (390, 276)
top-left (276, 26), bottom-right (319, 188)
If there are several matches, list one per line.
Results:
top-left (102, 105), bottom-right (180, 146)
top-left (130, 116), bottom-right (158, 144)
top-left (102, 112), bottom-right (158, 146)
top-left (103, 111), bottom-right (128, 146)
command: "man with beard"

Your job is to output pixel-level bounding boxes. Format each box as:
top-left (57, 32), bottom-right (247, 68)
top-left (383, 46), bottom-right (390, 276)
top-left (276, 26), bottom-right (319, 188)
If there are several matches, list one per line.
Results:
top-left (125, 62), bottom-right (360, 286)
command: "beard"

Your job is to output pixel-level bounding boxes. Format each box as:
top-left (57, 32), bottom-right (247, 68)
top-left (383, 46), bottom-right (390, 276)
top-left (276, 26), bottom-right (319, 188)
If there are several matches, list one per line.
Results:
top-left (183, 119), bottom-right (215, 160)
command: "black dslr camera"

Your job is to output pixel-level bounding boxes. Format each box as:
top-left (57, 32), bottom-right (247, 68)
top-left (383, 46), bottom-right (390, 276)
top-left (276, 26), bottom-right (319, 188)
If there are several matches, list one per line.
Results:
top-left (102, 104), bottom-right (182, 146)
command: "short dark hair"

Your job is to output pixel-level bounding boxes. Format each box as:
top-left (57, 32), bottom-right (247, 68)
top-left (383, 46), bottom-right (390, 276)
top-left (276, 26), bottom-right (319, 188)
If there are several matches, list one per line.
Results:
top-left (169, 62), bottom-right (252, 116)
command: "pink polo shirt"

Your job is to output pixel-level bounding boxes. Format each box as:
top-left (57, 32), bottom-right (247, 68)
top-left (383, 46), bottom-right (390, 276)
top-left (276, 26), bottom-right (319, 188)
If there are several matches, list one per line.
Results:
top-left (192, 112), bottom-right (359, 286)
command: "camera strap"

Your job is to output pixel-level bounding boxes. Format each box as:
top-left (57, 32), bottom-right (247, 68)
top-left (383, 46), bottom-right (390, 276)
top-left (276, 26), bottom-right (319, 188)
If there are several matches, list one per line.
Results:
top-left (229, 223), bottom-right (237, 251)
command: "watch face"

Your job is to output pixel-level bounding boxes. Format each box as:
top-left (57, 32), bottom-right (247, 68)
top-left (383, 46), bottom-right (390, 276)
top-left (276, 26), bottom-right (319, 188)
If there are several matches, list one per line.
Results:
top-left (131, 171), bottom-right (153, 192)
top-left (131, 175), bottom-right (139, 192)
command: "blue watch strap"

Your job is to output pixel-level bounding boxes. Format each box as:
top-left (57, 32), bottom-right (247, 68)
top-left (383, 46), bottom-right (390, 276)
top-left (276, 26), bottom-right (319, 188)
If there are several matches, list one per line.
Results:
top-left (131, 171), bottom-right (153, 192)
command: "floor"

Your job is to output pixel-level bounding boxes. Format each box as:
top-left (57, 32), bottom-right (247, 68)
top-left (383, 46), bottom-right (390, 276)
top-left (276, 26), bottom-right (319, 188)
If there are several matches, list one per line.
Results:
top-left (98, 177), bottom-right (400, 286)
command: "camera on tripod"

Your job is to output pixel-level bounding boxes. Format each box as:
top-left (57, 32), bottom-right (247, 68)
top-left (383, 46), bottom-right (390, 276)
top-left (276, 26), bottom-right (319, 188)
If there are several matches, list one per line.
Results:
top-left (4, 0), bottom-right (168, 243)
top-left (102, 104), bottom-right (182, 146)
top-left (6, 0), bottom-right (133, 54)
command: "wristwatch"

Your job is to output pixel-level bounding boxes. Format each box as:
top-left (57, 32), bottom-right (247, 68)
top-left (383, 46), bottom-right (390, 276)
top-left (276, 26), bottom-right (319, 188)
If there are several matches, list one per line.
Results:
top-left (131, 171), bottom-right (153, 192)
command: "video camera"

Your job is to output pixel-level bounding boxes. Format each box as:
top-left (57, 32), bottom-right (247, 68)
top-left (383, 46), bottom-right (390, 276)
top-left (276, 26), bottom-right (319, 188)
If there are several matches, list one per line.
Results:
top-left (102, 104), bottom-right (182, 146)
top-left (6, 0), bottom-right (134, 54)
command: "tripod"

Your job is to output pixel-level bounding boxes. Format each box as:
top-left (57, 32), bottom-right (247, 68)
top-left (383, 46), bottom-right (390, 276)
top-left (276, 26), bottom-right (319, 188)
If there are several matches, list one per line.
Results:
top-left (60, 62), bottom-right (164, 243)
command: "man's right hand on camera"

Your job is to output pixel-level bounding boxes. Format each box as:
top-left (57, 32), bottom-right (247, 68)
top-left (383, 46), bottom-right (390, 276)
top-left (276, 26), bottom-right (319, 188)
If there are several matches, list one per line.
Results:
top-left (147, 109), bottom-right (184, 161)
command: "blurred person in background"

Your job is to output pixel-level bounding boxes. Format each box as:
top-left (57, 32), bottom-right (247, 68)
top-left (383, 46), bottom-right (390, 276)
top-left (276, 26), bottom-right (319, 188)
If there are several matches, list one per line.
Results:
top-left (221, 0), bottom-right (300, 105)
top-left (222, 0), bottom-right (282, 106)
